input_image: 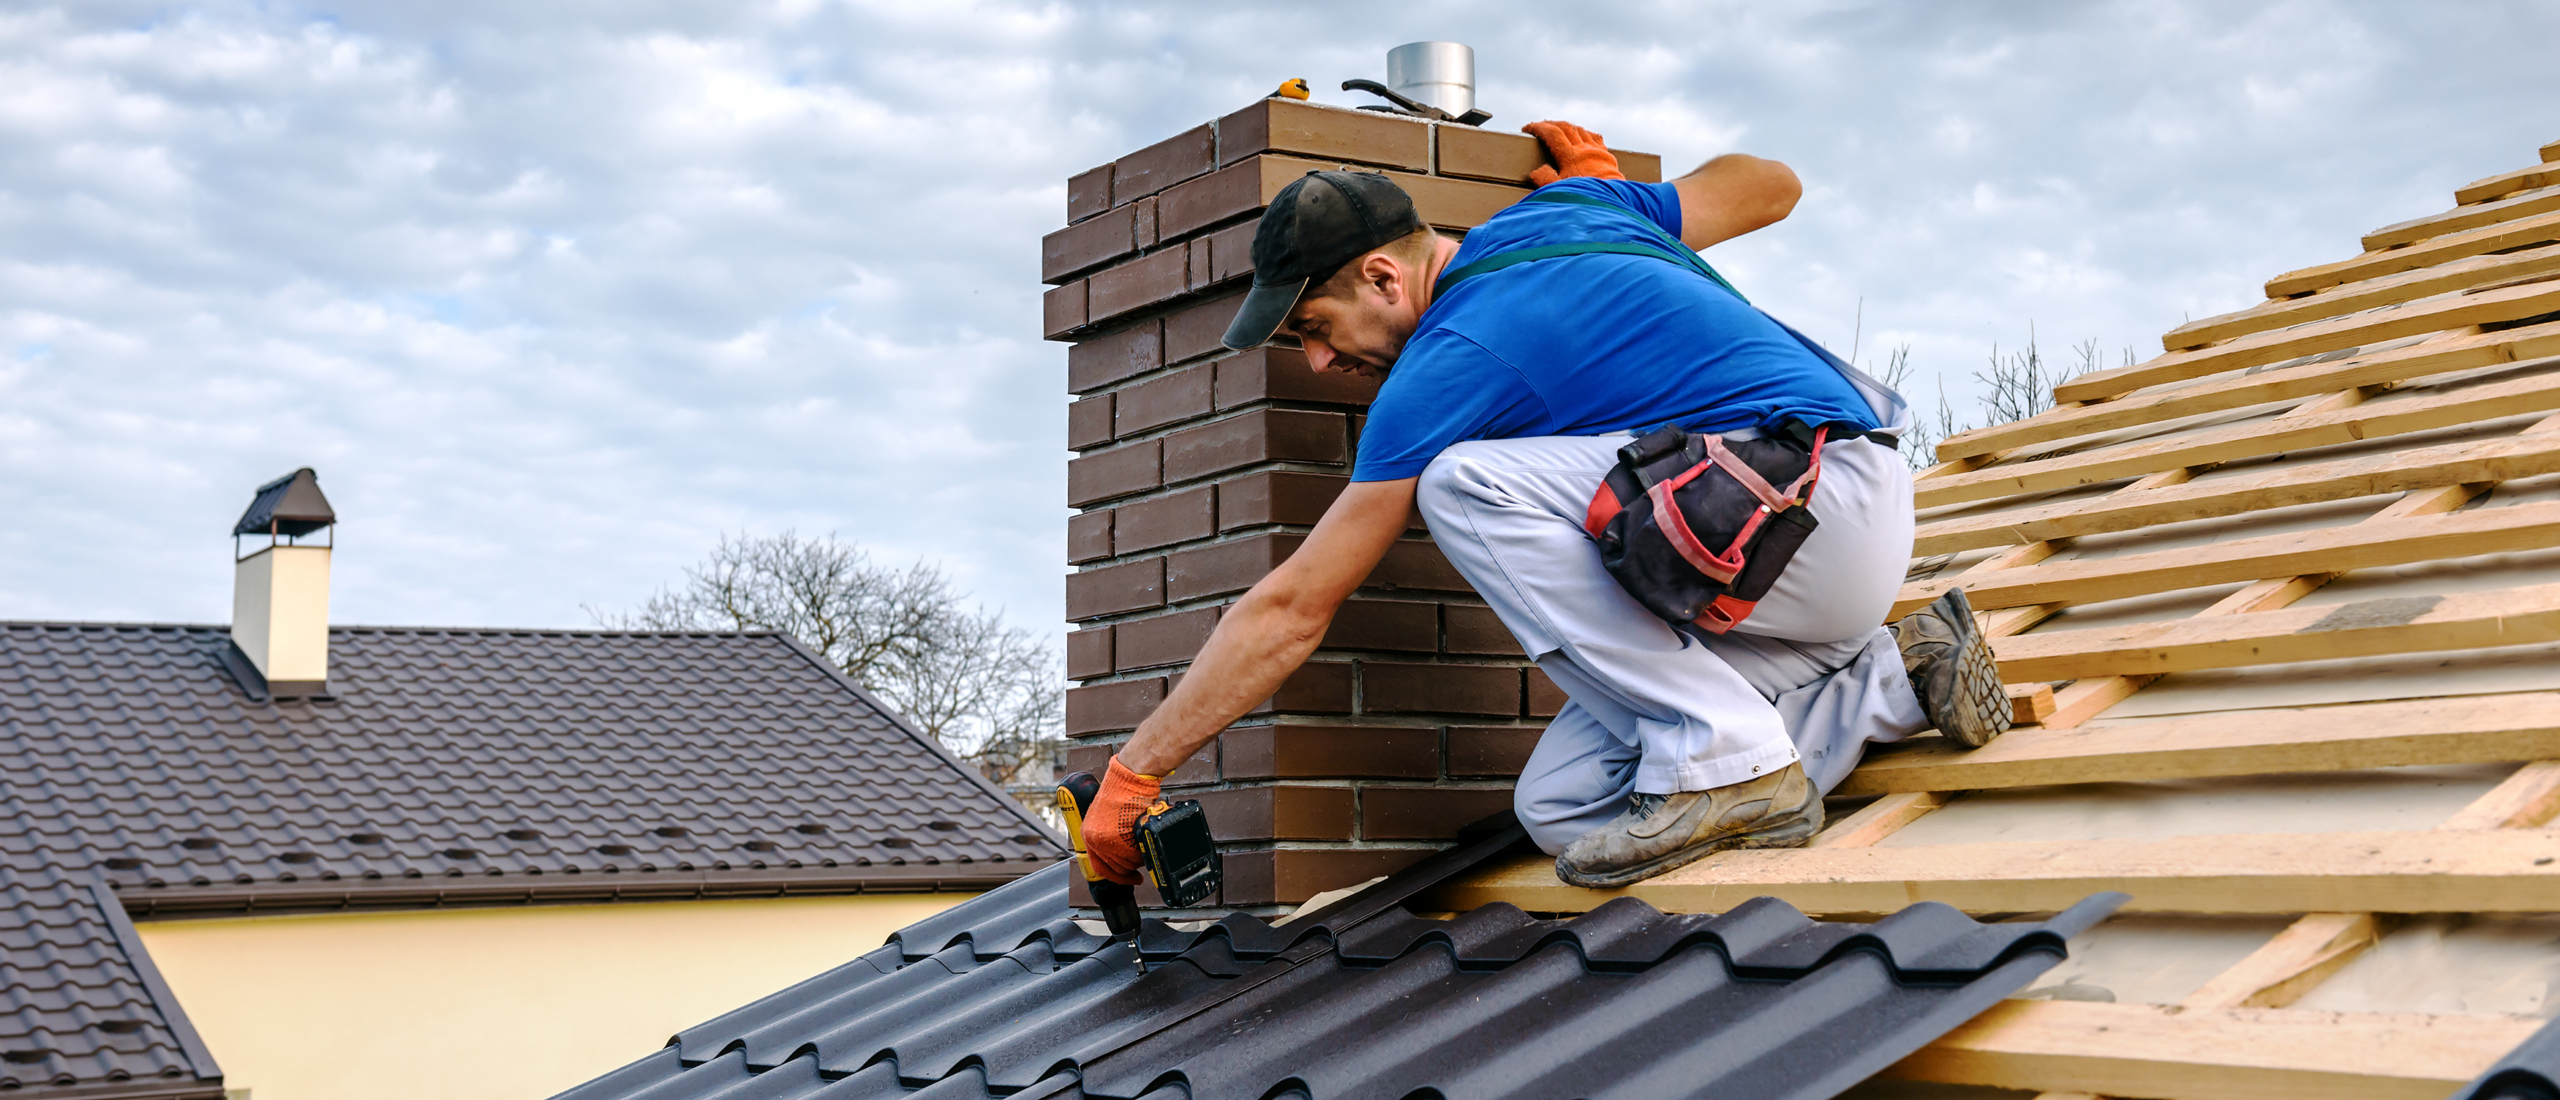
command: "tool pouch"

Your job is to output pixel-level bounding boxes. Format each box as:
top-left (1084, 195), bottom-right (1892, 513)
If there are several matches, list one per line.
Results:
top-left (1583, 424), bottom-right (1827, 635)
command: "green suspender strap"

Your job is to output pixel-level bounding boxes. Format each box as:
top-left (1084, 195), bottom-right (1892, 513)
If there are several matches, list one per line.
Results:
top-left (1432, 190), bottom-right (1750, 302)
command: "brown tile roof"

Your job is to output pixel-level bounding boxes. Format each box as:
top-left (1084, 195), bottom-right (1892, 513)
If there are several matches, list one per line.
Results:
top-left (0, 622), bottom-right (1065, 1097)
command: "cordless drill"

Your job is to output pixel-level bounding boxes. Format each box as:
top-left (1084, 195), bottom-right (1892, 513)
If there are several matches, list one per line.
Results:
top-left (1055, 770), bottom-right (1223, 968)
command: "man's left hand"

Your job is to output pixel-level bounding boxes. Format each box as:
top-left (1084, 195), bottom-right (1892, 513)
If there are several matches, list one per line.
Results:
top-left (1525, 120), bottom-right (1627, 187)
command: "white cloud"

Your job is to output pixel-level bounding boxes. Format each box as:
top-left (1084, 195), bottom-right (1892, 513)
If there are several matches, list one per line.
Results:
top-left (2, 0), bottom-right (2556, 646)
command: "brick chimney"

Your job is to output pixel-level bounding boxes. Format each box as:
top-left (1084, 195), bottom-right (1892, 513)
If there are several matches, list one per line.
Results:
top-left (1048, 95), bottom-right (1661, 910)
top-left (228, 468), bottom-right (336, 699)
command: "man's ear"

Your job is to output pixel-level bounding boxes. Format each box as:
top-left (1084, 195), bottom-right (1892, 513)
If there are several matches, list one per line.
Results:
top-left (1362, 252), bottom-right (1404, 306)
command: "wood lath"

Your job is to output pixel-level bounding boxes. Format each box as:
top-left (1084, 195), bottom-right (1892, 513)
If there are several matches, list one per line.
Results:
top-left (1452, 136), bottom-right (2560, 1099)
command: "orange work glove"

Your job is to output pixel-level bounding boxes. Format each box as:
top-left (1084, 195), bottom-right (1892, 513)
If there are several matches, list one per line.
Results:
top-left (1080, 756), bottom-right (1160, 886)
top-left (1523, 120), bottom-right (1627, 187)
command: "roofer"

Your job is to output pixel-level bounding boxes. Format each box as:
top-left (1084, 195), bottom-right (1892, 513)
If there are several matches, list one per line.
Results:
top-left (1081, 121), bottom-right (2010, 890)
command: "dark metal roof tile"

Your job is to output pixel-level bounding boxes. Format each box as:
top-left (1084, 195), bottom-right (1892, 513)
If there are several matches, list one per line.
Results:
top-left (557, 829), bottom-right (2123, 1100)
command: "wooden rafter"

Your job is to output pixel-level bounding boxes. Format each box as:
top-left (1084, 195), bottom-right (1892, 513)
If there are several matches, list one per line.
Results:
top-left (1831, 690), bottom-right (2560, 797)
top-left (1917, 364), bottom-right (2560, 508)
top-left (1937, 317), bottom-right (2560, 464)
top-left (1432, 829), bottom-right (2560, 917)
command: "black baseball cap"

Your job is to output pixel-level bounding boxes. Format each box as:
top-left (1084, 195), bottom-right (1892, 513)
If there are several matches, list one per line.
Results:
top-left (1220, 170), bottom-right (1428, 350)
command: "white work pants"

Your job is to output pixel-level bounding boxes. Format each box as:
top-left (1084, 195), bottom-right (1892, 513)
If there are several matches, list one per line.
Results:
top-left (1414, 433), bottom-right (1929, 855)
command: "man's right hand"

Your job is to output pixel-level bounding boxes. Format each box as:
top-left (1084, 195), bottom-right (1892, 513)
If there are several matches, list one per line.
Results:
top-left (1081, 756), bottom-right (1160, 886)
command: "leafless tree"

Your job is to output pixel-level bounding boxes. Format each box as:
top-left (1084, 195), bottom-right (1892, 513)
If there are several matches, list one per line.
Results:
top-left (592, 532), bottom-right (1063, 788)
top-left (1878, 327), bottom-right (2128, 472)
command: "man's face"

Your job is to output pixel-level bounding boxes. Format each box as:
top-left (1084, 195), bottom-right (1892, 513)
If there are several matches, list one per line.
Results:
top-left (1280, 257), bottom-right (1421, 379)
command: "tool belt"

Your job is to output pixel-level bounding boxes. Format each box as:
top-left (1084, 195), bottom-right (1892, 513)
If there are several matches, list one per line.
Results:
top-left (1432, 187), bottom-right (1914, 635)
top-left (1584, 422), bottom-right (1828, 634)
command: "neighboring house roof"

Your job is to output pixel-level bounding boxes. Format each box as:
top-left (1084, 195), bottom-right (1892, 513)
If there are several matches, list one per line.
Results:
top-left (553, 826), bottom-right (2122, 1100)
top-left (0, 622), bottom-right (1065, 1099)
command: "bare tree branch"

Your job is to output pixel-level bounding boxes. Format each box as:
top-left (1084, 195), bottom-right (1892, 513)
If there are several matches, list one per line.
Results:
top-left (590, 531), bottom-right (1064, 790)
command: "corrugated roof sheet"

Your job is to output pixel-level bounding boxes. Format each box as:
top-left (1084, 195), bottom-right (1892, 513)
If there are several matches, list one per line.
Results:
top-left (556, 828), bottom-right (2122, 1100)
top-left (1, 622), bottom-right (1065, 1098)
top-left (2459, 1013), bottom-right (2560, 1100)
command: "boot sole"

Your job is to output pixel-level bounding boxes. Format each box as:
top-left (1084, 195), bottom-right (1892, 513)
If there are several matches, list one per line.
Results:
top-left (1933, 589), bottom-right (2012, 749)
top-left (1554, 800), bottom-right (1824, 890)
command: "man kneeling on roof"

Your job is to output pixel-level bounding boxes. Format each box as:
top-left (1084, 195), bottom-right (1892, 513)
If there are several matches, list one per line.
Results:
top-left (1082, 122), bottom-right (2010, 890)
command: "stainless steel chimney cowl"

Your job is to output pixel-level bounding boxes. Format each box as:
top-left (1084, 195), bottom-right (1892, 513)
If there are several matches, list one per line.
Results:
top-left (1386, 41), bottom-right (1474, 118)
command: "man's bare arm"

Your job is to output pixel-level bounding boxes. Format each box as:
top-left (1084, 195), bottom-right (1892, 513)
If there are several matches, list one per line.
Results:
top-left (1671, 154), bottom-right (1802, 250)
top-left (1113, 477), bottom-right (1420, 775)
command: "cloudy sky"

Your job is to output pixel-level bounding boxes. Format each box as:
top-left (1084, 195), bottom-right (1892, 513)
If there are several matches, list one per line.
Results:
top-left (5, 1), bottom-right (2556, 643)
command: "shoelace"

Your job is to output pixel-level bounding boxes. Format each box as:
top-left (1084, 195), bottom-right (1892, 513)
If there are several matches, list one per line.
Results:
top-left (1627, 792), bottom-right (1668, 820)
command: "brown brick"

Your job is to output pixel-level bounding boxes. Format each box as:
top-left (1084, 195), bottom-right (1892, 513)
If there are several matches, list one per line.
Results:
top-left (1222, 725), bottom-right (1439, 780)
top-left (1067, 164), bottom-right (1113, 222)
top-left (1220, 846), bottom-right (1433, 906)
top-left (1323, 599), bottom-right (1437, 652)
top-left (1062, 741), bottom-right (1213, 788)
top-left (1064, 676), bottom-right (1165, 736)
top-left (1163, 743), bottom-right (1218, 787)
top-left (1042, 280), bottom-right (1087, 340)
top-left (1087, 248), bottom-right (1190, 324)
top-left (1113, 487), bottom-right (1216, 554)
top-left (1164, 292), bottom-right (1246, 364)
top-left (1526, 666), bottom-right (1566, 717)
top-left (1371, 540), bottom-right (1474, 594)
top-left (1216, 97), bottom-right (1433, 172)
top-left (1194, 220), bottom-right (1258, 290)
top-left (1040, 206), bottom-right (1136, 283)
top-left (1361, 661), bottom-right (1520, 716)
top-left (1161, 408), bottom-right (1346, 483)
top-left (1190, 785), bottom-right (1356, 841)
top-left (1067, 320), bottom-right (1162, 394)
top-left (1133, 196), bottom-right (1158, 249)
top-left (1165, 532), bottom-right (1297, 601)
top-left (1114, 124), bottom-right (1214, 203)
top-left (1067, 509), bottom-right (1112, 564)
top-left (1156, 159), bottom-right (1267, 241)
top-left (1447, 725), bottom-right (1542, 778)
top-left (1361, 786), bottom-right (1515, 840)
top-left (1218, 470), bottom-right (1346, 530)
top-left (1114, 604), bottom-right (1220, 670)
top-left (1068, 394), bottom-right (1114, 449)
top-left (1235, 660), bottom-right (1354, 716)
top-left (1434, 126), bottom-right (1665, 185)
top-left (1442, 603), bottom-right (1524, 656)
top-left (1177, 153), bottom-right (1530, 237)
top-left (1064, 557), bottom-right (1163, 621)
top-left (1113, 364), bottom-right (1213, 436)
top-left (1066, 626), bottom-right (1113, 680)
top-left (1066, 439), bottom-right (1159, 507)
top-left (1213, 345), bottom-right (1379, 408)
top-left (1064, 740), bottom-right (1111, 779)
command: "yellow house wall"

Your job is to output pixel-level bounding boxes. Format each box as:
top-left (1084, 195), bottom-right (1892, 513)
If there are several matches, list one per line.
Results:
top-left (136, 893), bottom-right (968, 1100)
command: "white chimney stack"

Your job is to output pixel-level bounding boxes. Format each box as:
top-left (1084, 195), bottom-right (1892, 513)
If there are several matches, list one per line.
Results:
top-left (229, 468), bottom-right (336, 697)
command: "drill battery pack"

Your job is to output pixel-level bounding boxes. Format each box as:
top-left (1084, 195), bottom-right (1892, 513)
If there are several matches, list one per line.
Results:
top-left (1134, 798), bottom-right (1221, 908)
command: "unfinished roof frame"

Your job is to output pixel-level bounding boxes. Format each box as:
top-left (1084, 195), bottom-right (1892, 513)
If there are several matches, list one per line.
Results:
top-left (1424, 131), bottom-right (2560, 1099)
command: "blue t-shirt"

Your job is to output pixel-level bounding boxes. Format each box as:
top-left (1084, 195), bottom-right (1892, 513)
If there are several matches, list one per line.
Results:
top-left (1350, 177), bottom-right (1878, 482)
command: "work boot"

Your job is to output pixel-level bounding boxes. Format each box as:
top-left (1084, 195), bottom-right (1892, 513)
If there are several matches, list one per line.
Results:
top-left (1892, 586), bottom-right (2011, 748)
top-left (1554, 762), bottom-right (1822, 889)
